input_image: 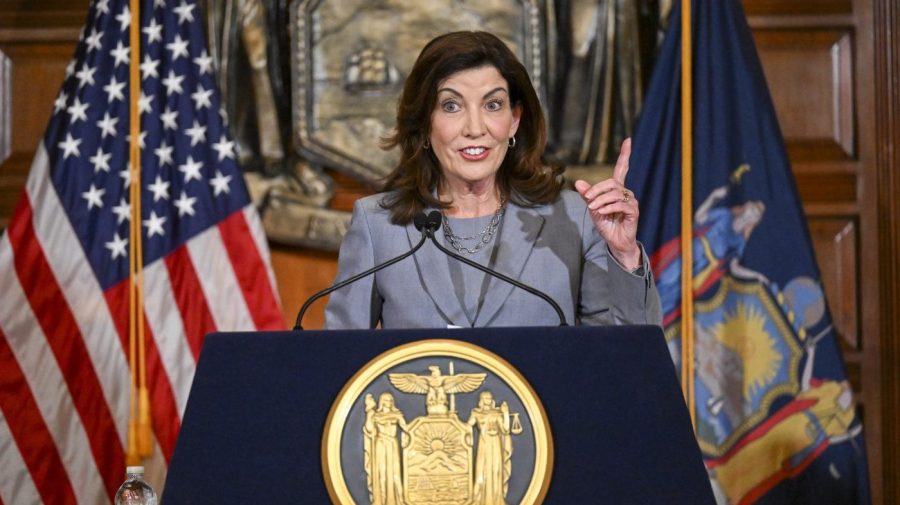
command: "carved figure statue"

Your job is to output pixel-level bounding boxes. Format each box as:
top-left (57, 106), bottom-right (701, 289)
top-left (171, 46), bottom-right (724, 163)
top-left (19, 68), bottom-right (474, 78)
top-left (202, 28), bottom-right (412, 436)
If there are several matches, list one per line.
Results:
top-left (467, 391), bottom-right (513, 505)
top-left (363, 392), bottom-right (407, 505)
top-left (202, 0), bottom-right (340, 250)
top-left (547, 0), bottom-right (668, 167)
top-left (202, 0), bottom-right (287, 172)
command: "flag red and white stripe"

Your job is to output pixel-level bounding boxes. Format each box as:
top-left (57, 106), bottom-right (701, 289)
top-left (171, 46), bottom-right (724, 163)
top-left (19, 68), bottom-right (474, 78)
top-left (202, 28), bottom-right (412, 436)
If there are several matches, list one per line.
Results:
top-left (0, 145), bottom-right (283, 505)
top-left (0, 0), bottom-right (285, 502)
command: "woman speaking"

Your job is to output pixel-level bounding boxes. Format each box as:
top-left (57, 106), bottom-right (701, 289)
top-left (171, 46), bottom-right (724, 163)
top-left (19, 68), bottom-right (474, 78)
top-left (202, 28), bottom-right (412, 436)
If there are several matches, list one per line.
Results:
top-left (325, 31), bottom-right (661, 329)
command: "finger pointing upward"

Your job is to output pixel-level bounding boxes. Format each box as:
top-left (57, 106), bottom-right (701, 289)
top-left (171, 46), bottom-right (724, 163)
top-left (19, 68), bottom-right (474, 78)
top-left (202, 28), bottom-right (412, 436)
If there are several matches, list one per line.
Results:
top-left (613, 138), bottom-right (632, 184)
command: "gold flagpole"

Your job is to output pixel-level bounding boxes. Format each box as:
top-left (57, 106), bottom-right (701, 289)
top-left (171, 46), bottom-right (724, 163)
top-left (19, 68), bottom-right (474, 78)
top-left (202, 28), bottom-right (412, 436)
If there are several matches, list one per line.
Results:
top-left (126, 0), bottom-right (153, 463)
top-left (680, 0), bottom-right (696, 429)
top-left (125, 0), bottom-right (140, 466)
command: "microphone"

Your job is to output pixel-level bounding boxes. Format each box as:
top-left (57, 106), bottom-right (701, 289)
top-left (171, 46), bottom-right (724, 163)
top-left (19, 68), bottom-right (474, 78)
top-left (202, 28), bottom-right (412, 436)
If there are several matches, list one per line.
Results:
top-left (422, 211), bottom-right (568, 326)
top-left (292, 211), bottom-right (440, 330)
top-left (417, 210), bottom-right (443, 234)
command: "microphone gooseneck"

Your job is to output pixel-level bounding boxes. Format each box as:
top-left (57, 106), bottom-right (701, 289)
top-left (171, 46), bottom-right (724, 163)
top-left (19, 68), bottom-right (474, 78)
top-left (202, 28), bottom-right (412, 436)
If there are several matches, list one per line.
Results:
top-left (294, 209), bottom-right (567, 329)
top-left (423, 211), bottom-right (568, 326)
top-left (292, 212), bottom-right (434, 330)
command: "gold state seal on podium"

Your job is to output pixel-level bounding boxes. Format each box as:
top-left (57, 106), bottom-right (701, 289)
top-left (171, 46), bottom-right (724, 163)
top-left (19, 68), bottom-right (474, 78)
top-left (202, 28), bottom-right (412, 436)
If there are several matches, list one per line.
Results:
top-left (322, 339), bottom-right (553, 505)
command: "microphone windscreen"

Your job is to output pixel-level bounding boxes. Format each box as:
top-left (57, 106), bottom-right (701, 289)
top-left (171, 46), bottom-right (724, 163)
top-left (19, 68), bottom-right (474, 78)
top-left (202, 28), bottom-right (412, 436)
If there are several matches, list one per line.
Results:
top-left (413, 212), bottom-right (428, 231)
top-left (426, 211), bottom-right (442, 231)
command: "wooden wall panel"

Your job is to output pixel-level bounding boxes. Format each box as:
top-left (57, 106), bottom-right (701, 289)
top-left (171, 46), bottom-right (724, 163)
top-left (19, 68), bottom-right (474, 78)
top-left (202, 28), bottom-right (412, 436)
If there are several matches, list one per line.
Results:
top-left (0, 4), bottom-right (80, 228)
top-left (754, 29), bottom-right (854, 161)
top-left (0, 1), bottom-right (88, 29)
top-left (0, 49), bottom-right (9, 163)
top-left (3, 43), bottom-right (72, 151)
top-left (271, 246), bottom-right (338, 330)
top-left (809, 217), bottom-right (859, 350)
top-left (744, 0), bottom-right (852, 16)
top-left (0, 40), bottom-right (75, 227)
top-left (808, 216), bottom-right (862, 399)
top-left (795, 171), bottom-right (857, 203)
top-left (871, 0), bottom-right (900, 501)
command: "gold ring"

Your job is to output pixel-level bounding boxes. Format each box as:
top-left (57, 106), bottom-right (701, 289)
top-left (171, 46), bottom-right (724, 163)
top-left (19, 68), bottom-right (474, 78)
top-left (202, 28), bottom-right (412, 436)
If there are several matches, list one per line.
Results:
top-left (622, 189), bottom-right (630, 203)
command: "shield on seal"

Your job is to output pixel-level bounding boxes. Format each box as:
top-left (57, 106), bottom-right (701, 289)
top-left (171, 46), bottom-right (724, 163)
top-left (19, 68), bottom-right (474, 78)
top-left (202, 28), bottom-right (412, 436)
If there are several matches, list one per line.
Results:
top-left (403, 415), bottom-right (474, 504)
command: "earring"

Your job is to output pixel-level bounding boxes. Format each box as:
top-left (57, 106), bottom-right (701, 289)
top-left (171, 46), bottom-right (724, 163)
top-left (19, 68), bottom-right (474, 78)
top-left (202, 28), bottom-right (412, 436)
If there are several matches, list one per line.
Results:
top-left (508, 136), bottom-right (516, 148)
top-left (423, 139), bottom-right (431, 150)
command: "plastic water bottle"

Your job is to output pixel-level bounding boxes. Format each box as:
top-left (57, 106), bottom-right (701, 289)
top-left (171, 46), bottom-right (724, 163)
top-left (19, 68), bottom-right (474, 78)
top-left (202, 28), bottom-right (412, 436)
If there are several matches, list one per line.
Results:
top-left (114, 466), bottom-right (158, 505)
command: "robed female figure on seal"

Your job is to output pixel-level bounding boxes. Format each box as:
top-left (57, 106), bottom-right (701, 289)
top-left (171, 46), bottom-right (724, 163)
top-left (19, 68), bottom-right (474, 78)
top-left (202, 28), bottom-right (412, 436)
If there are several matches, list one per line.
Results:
top-left (364, 393), bottom-right (408, 505)
top-left (467, 391), bottom-right (513, 505)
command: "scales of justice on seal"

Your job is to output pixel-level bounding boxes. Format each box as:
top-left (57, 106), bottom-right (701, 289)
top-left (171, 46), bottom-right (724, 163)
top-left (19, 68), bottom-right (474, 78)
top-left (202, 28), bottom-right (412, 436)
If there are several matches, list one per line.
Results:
top-left (321, 340), bottom-right (554, 505)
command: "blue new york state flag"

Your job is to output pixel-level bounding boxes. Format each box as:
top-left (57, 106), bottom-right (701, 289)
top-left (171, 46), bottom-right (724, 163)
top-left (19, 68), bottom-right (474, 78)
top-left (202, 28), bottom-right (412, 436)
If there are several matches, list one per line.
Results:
top-left (626, 1), bottom-right (871, 503)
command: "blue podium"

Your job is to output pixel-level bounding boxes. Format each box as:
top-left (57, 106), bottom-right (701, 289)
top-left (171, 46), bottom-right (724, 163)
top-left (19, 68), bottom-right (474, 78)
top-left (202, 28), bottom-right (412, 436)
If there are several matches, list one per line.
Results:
top-left (162, 326), bottom-right (715, 504)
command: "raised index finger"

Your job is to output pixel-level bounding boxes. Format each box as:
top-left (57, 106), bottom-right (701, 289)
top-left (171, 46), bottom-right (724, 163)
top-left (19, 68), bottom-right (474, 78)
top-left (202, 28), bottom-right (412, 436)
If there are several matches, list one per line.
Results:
top-left (613, 138), bottom-right (632, 184)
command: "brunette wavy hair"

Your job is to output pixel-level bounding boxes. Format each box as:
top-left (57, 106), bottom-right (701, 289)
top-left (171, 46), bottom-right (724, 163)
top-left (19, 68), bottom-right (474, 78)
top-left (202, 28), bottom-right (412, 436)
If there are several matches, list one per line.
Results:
top-left (380, 31), bottom-right (564, 224)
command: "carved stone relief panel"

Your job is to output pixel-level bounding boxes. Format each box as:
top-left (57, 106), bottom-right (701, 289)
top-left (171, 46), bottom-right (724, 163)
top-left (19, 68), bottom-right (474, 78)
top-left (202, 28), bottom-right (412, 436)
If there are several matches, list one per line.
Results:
top-left (253, 0), bottom-right (543, 250)
top-left (291, 0), bottom-right (543, 182)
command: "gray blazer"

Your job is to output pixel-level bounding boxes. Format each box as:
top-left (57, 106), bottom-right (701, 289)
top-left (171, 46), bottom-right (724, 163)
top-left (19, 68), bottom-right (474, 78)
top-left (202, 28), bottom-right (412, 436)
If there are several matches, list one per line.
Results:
top-left (324, 190), bottom-right (662, 329)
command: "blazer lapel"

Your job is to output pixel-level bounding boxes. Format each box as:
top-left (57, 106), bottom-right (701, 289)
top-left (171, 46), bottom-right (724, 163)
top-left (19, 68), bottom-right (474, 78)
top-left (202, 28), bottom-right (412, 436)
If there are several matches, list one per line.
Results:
top-left (474, 203), bottom-right (545, 326)
top-left (405, 220), bottom-right (468, 326)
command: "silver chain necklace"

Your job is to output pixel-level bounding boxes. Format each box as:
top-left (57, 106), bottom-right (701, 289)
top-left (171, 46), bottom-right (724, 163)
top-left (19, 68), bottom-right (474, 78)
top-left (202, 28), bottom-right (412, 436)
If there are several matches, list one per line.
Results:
top-left (442, 199), bottom-right (506, 255)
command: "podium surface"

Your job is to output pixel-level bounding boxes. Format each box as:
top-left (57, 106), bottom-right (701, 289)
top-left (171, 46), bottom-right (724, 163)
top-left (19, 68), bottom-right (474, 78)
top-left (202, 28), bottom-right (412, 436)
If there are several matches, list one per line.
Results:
top-left (163, 326), bottom-right (715, 504)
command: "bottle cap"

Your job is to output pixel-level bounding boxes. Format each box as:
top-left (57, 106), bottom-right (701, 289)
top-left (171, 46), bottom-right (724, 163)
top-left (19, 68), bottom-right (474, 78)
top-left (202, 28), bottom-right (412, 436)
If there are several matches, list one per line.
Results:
top-left (126, 466), bottom-right (144, 475)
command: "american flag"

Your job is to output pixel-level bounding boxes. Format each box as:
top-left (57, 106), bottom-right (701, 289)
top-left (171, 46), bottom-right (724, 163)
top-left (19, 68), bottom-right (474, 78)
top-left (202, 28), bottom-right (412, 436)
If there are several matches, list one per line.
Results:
top-left (0, 0), bottom-right (284, 503)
